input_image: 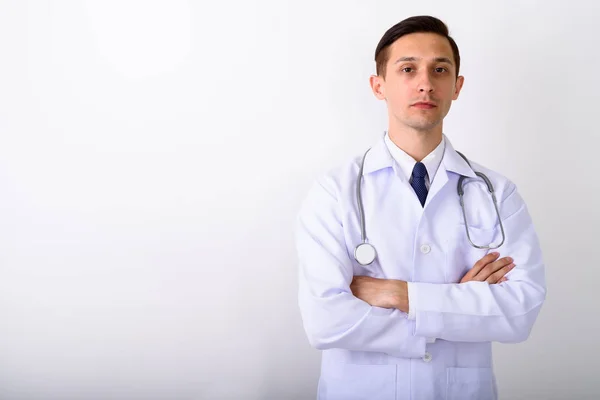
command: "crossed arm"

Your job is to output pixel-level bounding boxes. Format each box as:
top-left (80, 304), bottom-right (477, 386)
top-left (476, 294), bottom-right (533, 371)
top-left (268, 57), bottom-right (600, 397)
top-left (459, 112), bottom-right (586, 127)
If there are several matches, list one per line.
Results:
top-left (350, 251), bottom-right (514, 313)
top-left (296, 179), bottom-right (546, 358)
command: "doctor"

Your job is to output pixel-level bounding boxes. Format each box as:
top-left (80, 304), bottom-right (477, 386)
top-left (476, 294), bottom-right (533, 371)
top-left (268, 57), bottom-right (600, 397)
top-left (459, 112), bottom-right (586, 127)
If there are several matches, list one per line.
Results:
top-left (295, 15), bottom-right (546, 400)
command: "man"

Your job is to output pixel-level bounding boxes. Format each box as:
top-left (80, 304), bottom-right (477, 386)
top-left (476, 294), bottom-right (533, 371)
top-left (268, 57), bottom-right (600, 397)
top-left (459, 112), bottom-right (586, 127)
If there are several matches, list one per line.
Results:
top-left (295, 15), bottom-right (546, 400)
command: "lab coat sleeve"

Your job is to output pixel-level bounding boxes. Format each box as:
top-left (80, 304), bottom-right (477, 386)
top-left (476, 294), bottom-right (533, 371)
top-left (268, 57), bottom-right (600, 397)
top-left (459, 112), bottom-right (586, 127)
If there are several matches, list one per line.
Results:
top-left (407, 184), bottom-right (547, 343)
top-left (295, 176), bottom-right (426, 358)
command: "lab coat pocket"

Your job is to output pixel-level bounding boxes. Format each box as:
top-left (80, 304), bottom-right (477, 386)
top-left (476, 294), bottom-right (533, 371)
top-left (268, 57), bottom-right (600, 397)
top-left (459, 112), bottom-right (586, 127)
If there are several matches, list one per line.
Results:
top-left (321, 363), bottom-right (396, 400)
top-left (445, 224), bottom-right (499, 283)
top-left (445, 367), bottom-right (495, 400)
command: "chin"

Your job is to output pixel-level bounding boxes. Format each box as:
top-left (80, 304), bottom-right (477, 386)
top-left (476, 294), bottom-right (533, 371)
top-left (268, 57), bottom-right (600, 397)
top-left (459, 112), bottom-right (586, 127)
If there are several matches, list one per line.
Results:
top-left (407, 119), bottom-right (441, 132)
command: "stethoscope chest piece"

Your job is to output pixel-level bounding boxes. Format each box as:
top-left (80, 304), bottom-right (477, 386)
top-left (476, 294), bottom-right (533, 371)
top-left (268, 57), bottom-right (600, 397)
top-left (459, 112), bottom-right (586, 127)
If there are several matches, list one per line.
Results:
top-left (354, 242), bottom-right (376, 266)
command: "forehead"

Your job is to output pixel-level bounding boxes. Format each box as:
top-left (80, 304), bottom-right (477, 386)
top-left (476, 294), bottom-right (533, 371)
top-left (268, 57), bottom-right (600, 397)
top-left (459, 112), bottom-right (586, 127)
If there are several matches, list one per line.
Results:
top-left (387, 32), bottom-right (454, 63)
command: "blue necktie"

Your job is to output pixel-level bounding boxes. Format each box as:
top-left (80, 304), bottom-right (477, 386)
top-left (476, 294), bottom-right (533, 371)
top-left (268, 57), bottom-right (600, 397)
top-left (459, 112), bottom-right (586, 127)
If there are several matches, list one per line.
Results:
top-left (411, 162), bottom-right (428, 207)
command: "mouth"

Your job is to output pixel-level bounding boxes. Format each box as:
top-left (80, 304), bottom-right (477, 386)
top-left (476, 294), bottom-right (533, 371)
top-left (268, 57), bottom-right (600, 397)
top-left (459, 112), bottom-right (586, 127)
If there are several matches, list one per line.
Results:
top-left (412, 102), bottom-right (437, 110)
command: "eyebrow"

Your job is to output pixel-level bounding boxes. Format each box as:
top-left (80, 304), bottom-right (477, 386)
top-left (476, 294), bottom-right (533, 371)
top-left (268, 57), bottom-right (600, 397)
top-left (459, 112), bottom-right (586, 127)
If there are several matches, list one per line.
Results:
top-left (394, 56), bottom-right (453, 65)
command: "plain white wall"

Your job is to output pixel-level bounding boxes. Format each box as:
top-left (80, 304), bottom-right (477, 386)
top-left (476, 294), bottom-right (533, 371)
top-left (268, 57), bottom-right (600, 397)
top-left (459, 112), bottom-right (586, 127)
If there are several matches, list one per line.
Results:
top-left (0, 0), bottom-right (597, 399)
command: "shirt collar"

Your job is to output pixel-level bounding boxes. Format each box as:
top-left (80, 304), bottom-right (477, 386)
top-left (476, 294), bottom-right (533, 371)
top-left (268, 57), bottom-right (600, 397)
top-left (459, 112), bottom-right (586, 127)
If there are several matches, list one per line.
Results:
top-left (362, 132), bottom-right (477, 179)
top-left (383, 132), bottom-right (445, 183)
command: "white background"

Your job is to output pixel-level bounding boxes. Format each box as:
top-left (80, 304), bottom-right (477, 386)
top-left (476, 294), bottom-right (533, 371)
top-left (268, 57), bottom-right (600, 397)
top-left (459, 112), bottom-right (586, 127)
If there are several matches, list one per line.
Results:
top-left (0, 1), bottom-right (597, 399)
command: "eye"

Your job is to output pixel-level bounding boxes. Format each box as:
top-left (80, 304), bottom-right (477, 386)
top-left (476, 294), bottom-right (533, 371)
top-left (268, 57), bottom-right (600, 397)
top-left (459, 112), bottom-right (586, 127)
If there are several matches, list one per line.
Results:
top-left (401, 67), bottom-right (414, 73)
top-left (435, 67), bottom-right (448, 73)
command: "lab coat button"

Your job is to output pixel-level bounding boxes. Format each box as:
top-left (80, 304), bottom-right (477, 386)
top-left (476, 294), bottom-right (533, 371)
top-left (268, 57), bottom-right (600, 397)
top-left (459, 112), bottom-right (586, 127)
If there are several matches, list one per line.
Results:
top-left (422, 352), bottom-right (432, 362)
top-left (420, 244), bottom-right (431, 254)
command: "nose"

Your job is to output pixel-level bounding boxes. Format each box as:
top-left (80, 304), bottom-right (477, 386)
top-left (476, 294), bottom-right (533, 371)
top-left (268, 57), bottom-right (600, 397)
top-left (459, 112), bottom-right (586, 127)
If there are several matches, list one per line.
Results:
top-left (417, 71), bottom-right (434, 93)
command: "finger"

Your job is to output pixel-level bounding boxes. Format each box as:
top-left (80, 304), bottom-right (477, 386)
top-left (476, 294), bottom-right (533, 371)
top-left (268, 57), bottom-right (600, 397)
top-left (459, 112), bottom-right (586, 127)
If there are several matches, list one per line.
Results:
top-left (485, 263), bottom-right (515, 284)
top-left (485, 265), bottom-right (513, 284)
top-left (468, 252), bottom-right (501, 278)
top-left (474, 256), bottom-right (513, 281)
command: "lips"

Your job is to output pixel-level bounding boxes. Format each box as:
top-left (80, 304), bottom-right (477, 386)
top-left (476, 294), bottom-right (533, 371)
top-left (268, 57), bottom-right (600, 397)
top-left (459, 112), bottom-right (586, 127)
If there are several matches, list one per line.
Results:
top-left (412, 102), bottom-right (437, 109)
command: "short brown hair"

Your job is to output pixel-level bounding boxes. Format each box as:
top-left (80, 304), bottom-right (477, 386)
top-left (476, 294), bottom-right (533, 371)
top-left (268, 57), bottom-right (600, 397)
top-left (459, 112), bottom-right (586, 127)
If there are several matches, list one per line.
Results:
top-left (374, 16), bottom-right (460, 78)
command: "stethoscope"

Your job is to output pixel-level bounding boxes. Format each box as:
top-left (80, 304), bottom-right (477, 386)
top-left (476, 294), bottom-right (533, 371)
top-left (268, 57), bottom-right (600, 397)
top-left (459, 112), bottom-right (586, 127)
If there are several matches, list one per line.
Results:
top-left (354, 147), bottom-right (506, 266)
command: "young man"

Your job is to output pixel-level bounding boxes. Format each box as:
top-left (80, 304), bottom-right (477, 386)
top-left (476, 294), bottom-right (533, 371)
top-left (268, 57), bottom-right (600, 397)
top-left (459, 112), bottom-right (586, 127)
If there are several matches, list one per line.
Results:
top-left (295, 15), bottom-right (546, 400)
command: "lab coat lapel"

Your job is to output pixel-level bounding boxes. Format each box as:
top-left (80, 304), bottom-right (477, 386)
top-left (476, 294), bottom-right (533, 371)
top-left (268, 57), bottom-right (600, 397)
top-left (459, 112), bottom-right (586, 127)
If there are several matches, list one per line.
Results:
top-left (425, 135), bottom-right (476, 208)
top-left (425, 164), bottom-right (449, 208)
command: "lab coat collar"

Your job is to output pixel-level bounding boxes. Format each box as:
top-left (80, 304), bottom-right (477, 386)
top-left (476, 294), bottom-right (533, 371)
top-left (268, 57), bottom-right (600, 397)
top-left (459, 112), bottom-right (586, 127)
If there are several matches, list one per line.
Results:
top-left (441, 135), bottom-right (478, 178)
top-left (362, 133), bottom-right (477, 179)
top-left (361, 134), bottom-right (395, 175)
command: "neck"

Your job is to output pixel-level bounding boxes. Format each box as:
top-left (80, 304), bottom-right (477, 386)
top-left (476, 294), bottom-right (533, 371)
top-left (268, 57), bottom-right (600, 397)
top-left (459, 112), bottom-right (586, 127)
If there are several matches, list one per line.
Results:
top-left (387, 123), bottom-right (443, 162)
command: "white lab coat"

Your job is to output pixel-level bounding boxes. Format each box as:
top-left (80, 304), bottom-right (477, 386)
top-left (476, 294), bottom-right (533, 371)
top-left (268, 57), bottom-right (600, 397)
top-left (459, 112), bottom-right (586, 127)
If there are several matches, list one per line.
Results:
top-left (295, 134), bottom-right (546, 400)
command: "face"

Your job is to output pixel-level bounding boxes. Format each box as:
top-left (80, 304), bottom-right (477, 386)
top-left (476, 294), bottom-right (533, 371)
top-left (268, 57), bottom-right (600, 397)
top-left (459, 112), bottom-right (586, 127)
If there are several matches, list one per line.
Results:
top-left (370, 32), bottom-right (464, 133)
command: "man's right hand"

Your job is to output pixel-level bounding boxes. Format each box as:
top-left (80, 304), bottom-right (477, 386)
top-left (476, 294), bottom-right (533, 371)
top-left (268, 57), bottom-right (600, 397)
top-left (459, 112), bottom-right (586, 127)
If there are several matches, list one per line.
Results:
top-left (460, 252), bottom-right (515, 284)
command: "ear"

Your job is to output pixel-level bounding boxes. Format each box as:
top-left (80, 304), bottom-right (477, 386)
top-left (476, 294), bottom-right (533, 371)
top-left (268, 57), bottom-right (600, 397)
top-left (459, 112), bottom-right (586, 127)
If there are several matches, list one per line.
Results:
top-left (453, 75), bottom-right (465, 100)
top-left (369, 75), bottom-right (386, 100)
